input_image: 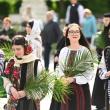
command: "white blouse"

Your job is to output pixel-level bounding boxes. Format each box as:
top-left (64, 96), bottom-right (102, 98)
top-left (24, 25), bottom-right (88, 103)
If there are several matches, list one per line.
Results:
top-left (56, 46), bottom-right (94, 85)
top-left (26, 34), bottom-right (42, 59)
top-left (99, 51), bottom-right (108, 79)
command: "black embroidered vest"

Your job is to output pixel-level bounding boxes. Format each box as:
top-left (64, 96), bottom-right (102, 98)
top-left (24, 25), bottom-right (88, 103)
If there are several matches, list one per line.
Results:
top-left (69, 4), bottom-right (79, 24)
top-left (104, 46), bottom-right (110, 72)
top-left (20, 60), bottom-right (39, 90)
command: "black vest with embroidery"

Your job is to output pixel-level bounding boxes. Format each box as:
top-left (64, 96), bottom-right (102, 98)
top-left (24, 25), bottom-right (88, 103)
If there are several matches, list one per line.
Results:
top-left (20, 60), bottom-right (39, 90)
top-left (104, 46), bottom-right (110, 80)
top-left (69, 4), bottom-right (79, 24)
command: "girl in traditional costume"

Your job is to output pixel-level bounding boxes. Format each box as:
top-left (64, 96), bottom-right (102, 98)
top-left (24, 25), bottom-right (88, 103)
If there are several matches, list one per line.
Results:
top-left (99, 46), bottom-right (110, 110)
top-left (49, 23), bottom-right (94, 110)
top-left (92, 13), bottom-right (110, 110)
top-left (4, 35), bottom-right (41, 110)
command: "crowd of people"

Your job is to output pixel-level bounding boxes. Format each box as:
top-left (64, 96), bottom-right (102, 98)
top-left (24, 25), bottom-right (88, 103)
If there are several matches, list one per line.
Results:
top-left (0, 0), bottom-right (110, 110)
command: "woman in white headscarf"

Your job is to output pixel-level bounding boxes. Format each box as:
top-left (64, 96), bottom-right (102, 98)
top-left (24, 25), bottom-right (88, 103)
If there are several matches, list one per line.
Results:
top-left (25, 19), bottom-right (42, 60)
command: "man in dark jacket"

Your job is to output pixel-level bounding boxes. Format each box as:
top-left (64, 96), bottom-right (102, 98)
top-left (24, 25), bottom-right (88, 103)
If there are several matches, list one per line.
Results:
top-left (41, 11), bottom-right (62, 70)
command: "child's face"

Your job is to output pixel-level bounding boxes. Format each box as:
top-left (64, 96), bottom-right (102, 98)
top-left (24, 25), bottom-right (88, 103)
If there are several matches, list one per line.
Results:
top-left (12, 45), bottom-right (24, 58)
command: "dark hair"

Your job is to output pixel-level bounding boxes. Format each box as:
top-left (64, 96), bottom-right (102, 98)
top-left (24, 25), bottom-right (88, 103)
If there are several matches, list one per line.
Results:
top-left (12, 35), bottom-right (28, 47)
top-left (66, 26), bottom-right (90, 50)
top-left (12, 35), bottom-right (33, 55)
top-left (104, 13), bottom-right (110, 18)
top-left (27, 21), bottom-right (34, 29)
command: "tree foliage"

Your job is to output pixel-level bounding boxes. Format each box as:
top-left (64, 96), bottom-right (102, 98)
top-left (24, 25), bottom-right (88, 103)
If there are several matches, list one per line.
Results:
top-left (46, 0), bottom-right (110, 18)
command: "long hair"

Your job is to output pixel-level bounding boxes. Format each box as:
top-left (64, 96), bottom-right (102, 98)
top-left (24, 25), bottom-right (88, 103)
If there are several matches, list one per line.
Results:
top-left (27, 21), bottom-right (34, 29)
top-left (65, 23), bottom-right (90, 50)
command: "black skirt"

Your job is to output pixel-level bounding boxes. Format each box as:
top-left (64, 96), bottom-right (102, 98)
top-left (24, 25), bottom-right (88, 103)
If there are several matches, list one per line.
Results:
top-left (16, 97), bottom-right (37, 110)
top-left (92, 73), bottom-right (105, 108)
top-left (49, 83), bottom-right (91, 110)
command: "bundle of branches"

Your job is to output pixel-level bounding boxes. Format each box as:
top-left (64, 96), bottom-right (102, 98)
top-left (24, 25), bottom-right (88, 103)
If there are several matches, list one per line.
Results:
top-left (0, 42), bottom-right (13, 61)
top-left (24, 70), bottom-right (71, 102)
top-left (53, 49), bottom-right (98, 102)
top-left (52, 78), bottom-right (72, 103)
top-left (0, 76), bottom-right (7, 98)
top-left (63, 49), bottom-right (97, 77)
top-left (24, 70), bottom-right (54, 100)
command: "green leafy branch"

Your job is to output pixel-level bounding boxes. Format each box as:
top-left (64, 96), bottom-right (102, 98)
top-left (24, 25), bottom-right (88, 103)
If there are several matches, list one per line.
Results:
top-left (62, 49), bottom-right (97, 77)
top-left (24, 70), bottom-right (72, 103)
top-left (0, 42), bottom-right (13, 60)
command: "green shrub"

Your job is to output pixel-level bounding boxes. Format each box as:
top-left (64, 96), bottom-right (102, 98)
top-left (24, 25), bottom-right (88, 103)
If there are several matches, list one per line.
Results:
top-left (0, 1), bottom-right (10, 19)
top-left (13, 0), bottom-right (22, 13)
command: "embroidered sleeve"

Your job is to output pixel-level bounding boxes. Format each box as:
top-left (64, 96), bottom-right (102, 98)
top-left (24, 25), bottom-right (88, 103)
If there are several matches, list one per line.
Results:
top-left (55, 47), bottom-right (69, 77)
top-left (0, 60), bottom-right (4, 75)
top-left (98, 52), bottom-right (108, 79)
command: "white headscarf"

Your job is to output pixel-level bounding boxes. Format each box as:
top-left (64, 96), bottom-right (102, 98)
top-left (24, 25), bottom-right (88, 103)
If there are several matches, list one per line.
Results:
top-left (30, 19), bottom-right (41, 35)
top-left (26, 19), bottom-right (42, 59)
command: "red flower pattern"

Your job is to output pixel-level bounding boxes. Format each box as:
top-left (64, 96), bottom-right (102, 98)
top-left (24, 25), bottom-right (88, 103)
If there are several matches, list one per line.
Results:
top-left (13, 67), bottom-right (20, 80)
top-left (4, 68), bottom-right (10, 75)
top-left (4, 59), bottom-right (15, 75)
top-left (24, 45), bottom-right (33, 55)
top-left (4, 59), bottom-right (20, 80)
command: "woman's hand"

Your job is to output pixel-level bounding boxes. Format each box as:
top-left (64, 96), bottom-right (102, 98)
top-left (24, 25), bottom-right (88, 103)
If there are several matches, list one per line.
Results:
top-left (61, 77), bottom-right (75, 85)
top-left (18, 90), bottom-right (26, 99)
top-left (10, 87), bottom-right (19, 100)
top-left (61, 77), bottom-right (68, 85)
top-left (105, 71), bottom-right (110, 77)
top-left (66, 77), bottom-right (76, 84)
top-left (10, 87), bottom-right (26, 100)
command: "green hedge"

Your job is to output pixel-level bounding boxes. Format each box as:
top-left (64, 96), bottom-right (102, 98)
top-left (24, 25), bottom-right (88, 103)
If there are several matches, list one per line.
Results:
top-left (0, 0), bottom-right (22, 19)
top-left (0, 1), bottom-right (10, 19)
top-left (13, 0), bottom-right (22, 13)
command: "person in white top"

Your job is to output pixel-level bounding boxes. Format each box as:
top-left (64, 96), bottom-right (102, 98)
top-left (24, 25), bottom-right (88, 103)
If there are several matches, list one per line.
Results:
top-left (99, 46), bottom-right (110, 110)
top-left (49, 23), bottom-right (94, 110)
top-left (25, 19), bottom-right (42, 60)
top-left (65, 0), bottom-right (84, 25)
